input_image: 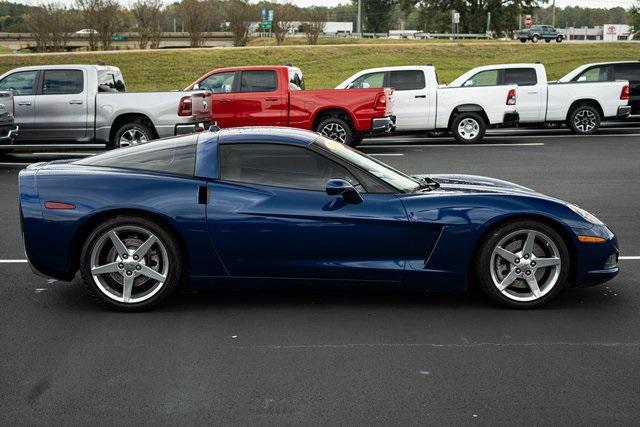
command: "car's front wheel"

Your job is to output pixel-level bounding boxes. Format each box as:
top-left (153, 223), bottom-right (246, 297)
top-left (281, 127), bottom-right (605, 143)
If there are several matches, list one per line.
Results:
top-left (531, 35), bottom-right (539, 43)
top-left (568, 104), bottom-right (601, 135)
top-left (556, 36), bottom-right (563, 43)
top-left (451, 112), bottom-right (486, 144)
top-left (475, 220), bottom-right (570, 308)
top-left (79, 215), bottom-right (183, 311)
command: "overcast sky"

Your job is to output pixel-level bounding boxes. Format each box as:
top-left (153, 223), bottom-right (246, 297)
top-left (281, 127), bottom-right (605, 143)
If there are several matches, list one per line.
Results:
top-left (9, 0), bottom-right (637, 9)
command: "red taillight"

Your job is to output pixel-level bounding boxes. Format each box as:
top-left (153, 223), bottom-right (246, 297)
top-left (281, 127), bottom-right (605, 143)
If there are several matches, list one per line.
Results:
top-left (374, 93), bottom-right (387, 111)
top-left (620, 85), bottom-right (630, 100)
top-left (44, 201), bottom-right (75, 210)
top-left (178, 96), bottom-right (192, 116)
top-left (506, 88), bottom-right (517, 105)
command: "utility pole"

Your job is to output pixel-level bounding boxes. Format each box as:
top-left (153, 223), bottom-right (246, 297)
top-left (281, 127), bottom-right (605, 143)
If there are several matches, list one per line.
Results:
top-left (357, 0), bottom-right (362, 36)
top-left (552, 0), bottom-right (556, 27)
top-left (486, 12), bottom-right (491, 34)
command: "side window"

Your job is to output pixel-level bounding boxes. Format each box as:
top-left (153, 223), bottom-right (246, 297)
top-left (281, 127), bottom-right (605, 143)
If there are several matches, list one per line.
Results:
top-left (219, 143), bottom-right (358, 191)
top-left (199, 72), bottom-right (236, 93)
top-left (0, 71), bottom-right (38, 95)
top-left (42, 70), bottom-right (83, 95)
top-left (389, 70), bottom-right (425, 91)
top-left (614, 64), bottom-right (640, 82)
top-left (464, 69), bottom-right (499, 87)
top-left (575, 66), bottom-right (610, 82)
top-left (350, 72), bottom-right (385, 89)
top-left (504, 68), bottom-right (537, 86)
top-left (240, 70), bottom-right (277, 93)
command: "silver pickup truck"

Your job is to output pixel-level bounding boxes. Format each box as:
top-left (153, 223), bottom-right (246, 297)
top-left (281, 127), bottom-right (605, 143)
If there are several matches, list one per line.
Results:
top-left (0, 64), bottom-right (211, 151)
top-left (0, 91), bottom-right (18, 144)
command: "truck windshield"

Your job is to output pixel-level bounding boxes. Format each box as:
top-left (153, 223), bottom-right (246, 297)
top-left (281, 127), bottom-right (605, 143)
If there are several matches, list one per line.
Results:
top-left (313, 137), bottom-right (421, 192)
top-left (98, 69), bottom-right (125, 92)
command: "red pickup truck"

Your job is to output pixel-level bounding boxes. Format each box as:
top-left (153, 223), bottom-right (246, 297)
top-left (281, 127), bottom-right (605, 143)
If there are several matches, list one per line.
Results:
top-left (186, 65), bottom-right (394, 146)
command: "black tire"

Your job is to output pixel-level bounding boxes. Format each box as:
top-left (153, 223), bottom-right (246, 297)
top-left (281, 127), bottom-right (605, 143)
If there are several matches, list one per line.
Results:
top-left (567, 104), bottom-right (601, 135)
top-left (531, 35), bottom-right (539, 43)
top-left (475, 220), bottom-right (570, 309)
top-left (544, 38), bottom-right (551, 43)
top-left (556, 36), bottom-right (563, 43)
top-left (451, 112), bottom-right (486, 144)
top-left (351, 135), bottom-right (364, 146)
top-left (315, 116), bottom-right (355, 146)
top-left (519, 38), bottom-right (527, 43)
top-left (79, 215), bottom-right (184, 311)
top-left (111, 120), bottom-right (155, 149)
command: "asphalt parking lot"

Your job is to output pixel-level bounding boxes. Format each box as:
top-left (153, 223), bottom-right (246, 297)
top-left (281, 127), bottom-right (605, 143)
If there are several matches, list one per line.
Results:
top-left (1, 124), bottom-right (640, 424)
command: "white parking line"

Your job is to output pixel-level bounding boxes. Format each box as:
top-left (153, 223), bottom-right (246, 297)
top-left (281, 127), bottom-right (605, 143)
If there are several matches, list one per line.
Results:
top-left (620, 256), bottom-right (640, 260)
top-left (364, 142), bottom-right (545, 149)
top-left (369, 153), bottom-right (404, 156)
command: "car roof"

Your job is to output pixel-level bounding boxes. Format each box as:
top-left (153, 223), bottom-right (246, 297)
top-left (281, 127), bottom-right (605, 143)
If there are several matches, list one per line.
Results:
top-left (216, 126), bottom-right (320, 146)
top-left (2, 64), bottom-right (120, 73)
top-left (208, 65), bottom-right (290, 73)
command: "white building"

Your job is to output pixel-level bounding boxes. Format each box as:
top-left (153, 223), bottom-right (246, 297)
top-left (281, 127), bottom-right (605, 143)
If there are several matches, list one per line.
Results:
top-left (559, 24), bottom-right (634, 41)
top-left (249, 21), bottom-right (353, 34)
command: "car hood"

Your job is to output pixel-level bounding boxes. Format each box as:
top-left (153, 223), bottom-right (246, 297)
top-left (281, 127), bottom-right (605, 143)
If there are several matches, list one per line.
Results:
top-left (415, 174), bottom-right (544, 197)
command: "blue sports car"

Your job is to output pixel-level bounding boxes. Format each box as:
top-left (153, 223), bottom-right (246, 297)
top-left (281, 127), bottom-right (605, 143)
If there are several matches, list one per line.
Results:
top-left (19, 127), bottom-right (619, 311)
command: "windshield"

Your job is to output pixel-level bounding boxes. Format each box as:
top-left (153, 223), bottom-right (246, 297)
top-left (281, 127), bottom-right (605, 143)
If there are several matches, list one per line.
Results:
top-left (313, 137), bottom-right (421, 192)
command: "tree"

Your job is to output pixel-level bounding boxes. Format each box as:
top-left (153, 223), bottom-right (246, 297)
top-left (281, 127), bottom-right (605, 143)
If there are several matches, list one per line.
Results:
top-left (305, 7), bottom-right (326, 45)
top-left (272, 2), bottom-right (297, 45)
top-left (631, 3), bottom-right (640, 37)
top-left (358, 0), bottom-right (396, 33)
top-left (77, 0), bottom-right (122, 50)
top-left (25, 3), bottom-right (74, 52)
top-left (132, 0), bottom-right (165, 49)
top-left (225, 0), bottom-right (252, 47)
top-left (180, 0), bottom-right (209, 47)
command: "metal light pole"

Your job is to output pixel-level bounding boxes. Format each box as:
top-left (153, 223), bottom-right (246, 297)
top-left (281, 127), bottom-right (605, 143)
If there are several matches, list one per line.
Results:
top-left (357, 0), bottom-right (362, 36)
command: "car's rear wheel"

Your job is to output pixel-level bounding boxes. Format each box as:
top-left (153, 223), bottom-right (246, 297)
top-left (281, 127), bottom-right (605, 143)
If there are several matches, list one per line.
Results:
top-left (475, 220), bottom-right (570, 309)
top-left (556, 36), bottom-right (563, 43)
top-left (519, 38), bottom-right (527, 43)
top-left (112, 121), bottom-right (154, 148)
top-left (531, 35), bottom-right (539, 43)
top-left (544, 38), bottom-right (551, 43)
top-left (451, 112), bottom-right (486, 144)
top-left (568, 104), bottom-right (600, 135)
top-left (79, 215), bottom-right (183, 311)
top-left (316, 116), bottom-right (355, 146)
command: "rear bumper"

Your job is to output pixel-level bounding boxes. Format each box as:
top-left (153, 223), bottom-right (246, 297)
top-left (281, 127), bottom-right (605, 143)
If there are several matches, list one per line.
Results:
top-left (503, 111), bottom-right (520, 126)
top-left (617, 105), bottom-right (631, 118)
top-left (371, 116), bottom-right (396, 134)
top-left (175, 121), bottom-right (212, 136)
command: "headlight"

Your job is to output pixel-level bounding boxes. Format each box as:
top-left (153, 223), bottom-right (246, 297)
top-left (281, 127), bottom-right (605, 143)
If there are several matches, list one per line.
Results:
top-left (567, 204), bottom-right (603, 225)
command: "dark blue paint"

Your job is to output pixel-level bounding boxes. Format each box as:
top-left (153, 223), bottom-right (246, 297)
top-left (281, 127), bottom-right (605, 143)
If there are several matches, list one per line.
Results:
top-left (19, 127), bottom-right (619, 290)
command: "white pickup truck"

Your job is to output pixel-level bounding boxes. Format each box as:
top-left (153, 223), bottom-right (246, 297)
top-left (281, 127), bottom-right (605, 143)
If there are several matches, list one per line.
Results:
top-left (448, 63), bottom-right (631, 134)
top-left (336, 65), bottom-right (519, 143)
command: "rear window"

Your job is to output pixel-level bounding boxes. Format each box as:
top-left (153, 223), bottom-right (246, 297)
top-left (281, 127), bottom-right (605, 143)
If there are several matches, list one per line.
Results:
top-left (614, 64), bottom-right (640, 82)
top-left (240, 70), bottom-right (277, 92)
top-left (98, 69), bottom-right (126, 92)
top-left (75, 134), bottom-right (198, 176)
top-left (389, 70), bottom-right (425, 91)
top-left (504, 68), bottom-right (537, 86)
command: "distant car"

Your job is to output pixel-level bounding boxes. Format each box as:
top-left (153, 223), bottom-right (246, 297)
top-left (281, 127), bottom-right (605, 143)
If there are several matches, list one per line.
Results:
top-left (559, 61), bottom-right (640, 116)
top-left (517, 25), bottom-right (563, 43)
top-left (19, 127), bottom-right (619, 311)
top-left (75, 29), bottom-right (97, 34)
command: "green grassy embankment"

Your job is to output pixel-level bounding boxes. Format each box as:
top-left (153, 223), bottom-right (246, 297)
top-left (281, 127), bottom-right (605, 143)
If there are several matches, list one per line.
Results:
top-left (0, 42), bottom-right (636, 91)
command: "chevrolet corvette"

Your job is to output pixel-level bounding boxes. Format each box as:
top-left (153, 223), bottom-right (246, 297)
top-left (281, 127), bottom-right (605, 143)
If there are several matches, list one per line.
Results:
top-left (19, 127), bottom-right (619, 311)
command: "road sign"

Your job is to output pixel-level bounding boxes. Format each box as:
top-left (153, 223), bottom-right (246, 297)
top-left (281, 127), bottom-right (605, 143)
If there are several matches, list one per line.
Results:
top-left (453, 12), bottom-right (460, 24)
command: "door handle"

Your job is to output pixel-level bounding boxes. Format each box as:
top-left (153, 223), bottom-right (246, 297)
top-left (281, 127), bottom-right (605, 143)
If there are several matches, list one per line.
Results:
top-left (17, 101), bottom-right (31, 106)
top-left (527, 90), bottom-right (539, 94)
top-left (220, 98), bottom-right (232, 103)
top-left (69, 100), bottom-right (84, 104)
top-left (265, 97), bottom-right (278, 102)
top-left (414, 95), bottom-right (426, 98)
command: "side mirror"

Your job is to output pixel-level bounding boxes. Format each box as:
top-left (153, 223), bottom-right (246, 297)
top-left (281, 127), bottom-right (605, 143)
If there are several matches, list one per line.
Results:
top-left (192, 83), bottom-right (200, 90)
top-left (325, 179), bottom-right (363, 204)
top-left (577, 76), bottom-right (587, 82)
top-left (463, 80), bottom-right (474, 87)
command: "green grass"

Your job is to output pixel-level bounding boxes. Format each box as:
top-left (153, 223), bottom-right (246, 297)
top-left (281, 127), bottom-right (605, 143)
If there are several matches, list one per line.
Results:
top-left (0, 42), bottom-right (637, 91)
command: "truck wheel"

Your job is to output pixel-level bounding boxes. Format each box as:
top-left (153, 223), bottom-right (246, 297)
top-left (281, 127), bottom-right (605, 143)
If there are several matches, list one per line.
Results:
top-left (556, 36), bottom-right (563, 43)
top-left (544, 39), bottom-right (551, 43)
top-left (351, 135), bottom-right (364, 146)
top-left (568, 105), bottom-right (600, 135)
top-left (519, 38), bottom-right (527, 43)
top-left (316, 117), bottom-right (355, 146)
top-left (531, 35), bottom-right (539, 43)
top-left (112, 121), bottom-right (154, 148)
top-left (451, 112), bottom-right (486, 144)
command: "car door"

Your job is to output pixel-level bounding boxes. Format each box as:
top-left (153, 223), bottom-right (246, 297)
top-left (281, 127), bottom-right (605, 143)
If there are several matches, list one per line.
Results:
top-left (388, 70), bottom-right (429, 131)
top-left (235, 70), bottom-right (286, 127)
top-left (0, 70), bottom-right (38, 141)
top-left (33, 69), bottom-right (88, 141)
top-left (198, 71), bottom-right (239, 128)
top-left (206, 142), bottom-right (412, 282)
top-left (503, 67), bottom-right (544, 123)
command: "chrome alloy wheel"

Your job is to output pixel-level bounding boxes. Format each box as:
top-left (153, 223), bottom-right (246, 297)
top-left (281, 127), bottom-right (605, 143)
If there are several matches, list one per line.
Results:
top-left (119, 128), bottom-right (149, 147)
top-left (457, 118), bottom-right (480, 141)
top-left (90, 225), bottom-right (169, 303)
top-left (573, 109), bottom-right (597, 133)
top-left (320, 122), bottom-right (347, 143)
top-left (490, 229), bottom-right (561, 302)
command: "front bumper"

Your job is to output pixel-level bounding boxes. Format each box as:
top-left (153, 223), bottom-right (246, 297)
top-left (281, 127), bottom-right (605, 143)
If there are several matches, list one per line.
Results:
top-left (175, 121), bottom-right (212, 136)
top-left (503, 111), bottom-right (520, 126)
top-left (617, 105), bottom-right (631, 118)
top-left (0, 125), bottom-right (18, 145)
top-left (573, 227), bottom-right (619, 288)
top-left (371, 116), bottom-right (396, 134)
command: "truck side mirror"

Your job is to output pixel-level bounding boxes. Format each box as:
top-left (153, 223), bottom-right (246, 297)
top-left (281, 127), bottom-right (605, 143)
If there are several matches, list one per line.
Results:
top-left (192, 83), bottom-right (200, 90)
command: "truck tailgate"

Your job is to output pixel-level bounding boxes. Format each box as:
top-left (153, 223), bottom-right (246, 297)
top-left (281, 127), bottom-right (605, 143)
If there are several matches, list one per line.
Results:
top-left (190, 92), bottom-right (211, 122)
